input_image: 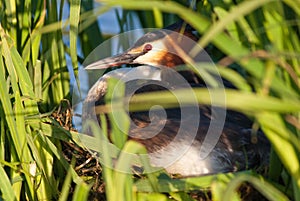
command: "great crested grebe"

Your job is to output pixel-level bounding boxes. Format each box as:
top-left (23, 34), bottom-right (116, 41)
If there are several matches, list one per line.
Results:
top-left (82, 21), bottom-right (270, 177)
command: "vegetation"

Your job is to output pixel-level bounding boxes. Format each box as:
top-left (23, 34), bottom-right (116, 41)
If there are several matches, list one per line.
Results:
top-left (0, 0), bottom-right (299, 200)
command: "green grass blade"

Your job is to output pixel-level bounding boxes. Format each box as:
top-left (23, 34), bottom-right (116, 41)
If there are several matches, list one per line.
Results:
top-left (58, 164), bottom-right (73, 201)
top-left (72, 182), bottom-right (90, 201)
top-left (42, 135), bottom-right (83, 185)
top-left (129, 88), bottom-right (300, 113)
top-left (79, 0), bottom-right (104, 57)
top-left (223, 174), bottom-right (289, 201)
top-left (69, 0), bottom-right (81, 69)
top-left (3, 0), bottom-right (17, 41)
top-left (0, 164), bottom-right (17, 201)
top-left (257, 112), bottom-right (300, 200)
top-left (198, 0), bottom-right (273, 47)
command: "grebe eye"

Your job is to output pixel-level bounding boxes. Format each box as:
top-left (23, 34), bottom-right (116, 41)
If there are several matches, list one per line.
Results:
top-left (143, 44), bottom-right (152, 52)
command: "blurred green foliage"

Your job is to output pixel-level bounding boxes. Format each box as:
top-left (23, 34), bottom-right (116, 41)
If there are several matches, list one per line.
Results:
top-left (0, 0), bottom-right (299, 200)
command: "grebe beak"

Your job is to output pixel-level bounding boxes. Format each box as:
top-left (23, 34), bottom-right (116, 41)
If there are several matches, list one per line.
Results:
top-left (85, 44), bottom-right (153, 70)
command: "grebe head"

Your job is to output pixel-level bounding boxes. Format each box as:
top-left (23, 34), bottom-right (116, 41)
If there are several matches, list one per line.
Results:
top-left (85, 21), bottom-right (201, 70)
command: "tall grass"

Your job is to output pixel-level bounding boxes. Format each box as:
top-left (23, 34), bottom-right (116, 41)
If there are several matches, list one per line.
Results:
top-left (0, 0), bottom-right (299, 200)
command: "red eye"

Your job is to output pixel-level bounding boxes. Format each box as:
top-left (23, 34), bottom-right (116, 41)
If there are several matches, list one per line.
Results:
top-left (143, 44), bottom-right (152, 52)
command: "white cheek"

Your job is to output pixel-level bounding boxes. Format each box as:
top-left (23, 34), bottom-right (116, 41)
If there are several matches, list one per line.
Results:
top-left (133, 50), bottom-right (162, 65)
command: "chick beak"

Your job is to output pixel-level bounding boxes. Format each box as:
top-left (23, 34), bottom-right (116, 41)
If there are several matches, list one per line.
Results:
top-left (85, 48), bottom-right (148, 70)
